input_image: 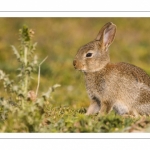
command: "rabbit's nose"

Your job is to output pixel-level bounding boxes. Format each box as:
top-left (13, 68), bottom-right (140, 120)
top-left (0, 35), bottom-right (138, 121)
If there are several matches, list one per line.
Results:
top-left (73, 60), bottom-right (77, 68)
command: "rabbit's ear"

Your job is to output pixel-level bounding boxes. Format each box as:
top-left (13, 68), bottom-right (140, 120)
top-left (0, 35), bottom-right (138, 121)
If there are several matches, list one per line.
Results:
top-left (95, 22), bottom-right (116, 49)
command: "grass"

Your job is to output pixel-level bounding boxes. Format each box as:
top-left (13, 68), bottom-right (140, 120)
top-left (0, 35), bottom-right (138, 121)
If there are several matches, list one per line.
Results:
top-left (0, 18), bottom-right (150, 132)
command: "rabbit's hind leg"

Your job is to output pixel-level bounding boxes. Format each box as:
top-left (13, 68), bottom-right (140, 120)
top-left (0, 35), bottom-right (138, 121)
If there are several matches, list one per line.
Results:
top-left (113, 101), bottom-right (139, 117)
top-left (113, 101), bottom-right (130, 116)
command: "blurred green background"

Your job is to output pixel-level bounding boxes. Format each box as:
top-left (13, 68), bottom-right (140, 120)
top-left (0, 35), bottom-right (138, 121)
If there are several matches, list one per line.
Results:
top-left (0, 18), bottom-right (150, 110)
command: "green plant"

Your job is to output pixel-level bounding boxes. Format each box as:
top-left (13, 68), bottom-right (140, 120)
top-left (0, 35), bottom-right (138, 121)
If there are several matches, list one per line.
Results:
top-left (0, 25), bottom-right (60, 132)
top-left (0, 26), bottom-right (37, 105)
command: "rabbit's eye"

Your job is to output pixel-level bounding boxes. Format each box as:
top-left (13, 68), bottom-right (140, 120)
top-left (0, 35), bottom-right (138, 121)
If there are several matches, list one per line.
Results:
top-left (86, 53), bottom-right (93, 57)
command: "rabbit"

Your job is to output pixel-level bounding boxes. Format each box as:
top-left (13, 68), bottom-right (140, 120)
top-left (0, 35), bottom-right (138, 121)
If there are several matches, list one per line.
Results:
top-left (73, 22), bottom-right (150, 117)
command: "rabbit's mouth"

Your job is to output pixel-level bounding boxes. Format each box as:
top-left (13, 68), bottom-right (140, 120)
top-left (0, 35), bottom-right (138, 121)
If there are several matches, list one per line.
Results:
top-left (73, 65), bottom-right (85, 72)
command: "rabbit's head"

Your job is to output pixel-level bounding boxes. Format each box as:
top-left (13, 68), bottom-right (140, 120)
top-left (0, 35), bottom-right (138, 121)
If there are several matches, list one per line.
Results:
top-left (73, 22), bottom-right (116, 72)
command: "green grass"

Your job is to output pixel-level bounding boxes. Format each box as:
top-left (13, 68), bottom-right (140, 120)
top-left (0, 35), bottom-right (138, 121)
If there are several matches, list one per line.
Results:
top-left (1, 18), bottom-right (150, 132)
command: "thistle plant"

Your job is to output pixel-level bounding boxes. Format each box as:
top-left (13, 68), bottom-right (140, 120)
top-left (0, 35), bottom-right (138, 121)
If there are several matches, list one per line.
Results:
top-left (0, 26), bottom-right (37, 108)
top-left (13, 26), bottom-right (37, 99)
top-left (0, 25), bottom-right (61, 132)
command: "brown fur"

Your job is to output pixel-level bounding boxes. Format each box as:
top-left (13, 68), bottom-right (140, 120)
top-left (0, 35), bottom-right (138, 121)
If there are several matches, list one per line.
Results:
top-left (73, 22), bottom-right (150, 116)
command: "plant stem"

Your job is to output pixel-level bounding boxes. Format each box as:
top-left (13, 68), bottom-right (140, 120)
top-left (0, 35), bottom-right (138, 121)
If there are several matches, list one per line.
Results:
top-left (24, 46), bottom-right (28, 102)
top-left (35, 56), bottom-right (48, 97)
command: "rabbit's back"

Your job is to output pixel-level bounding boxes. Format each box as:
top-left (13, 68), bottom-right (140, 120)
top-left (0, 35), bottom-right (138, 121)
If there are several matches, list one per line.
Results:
top-left (112, 62), bottom-right (150, 86)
